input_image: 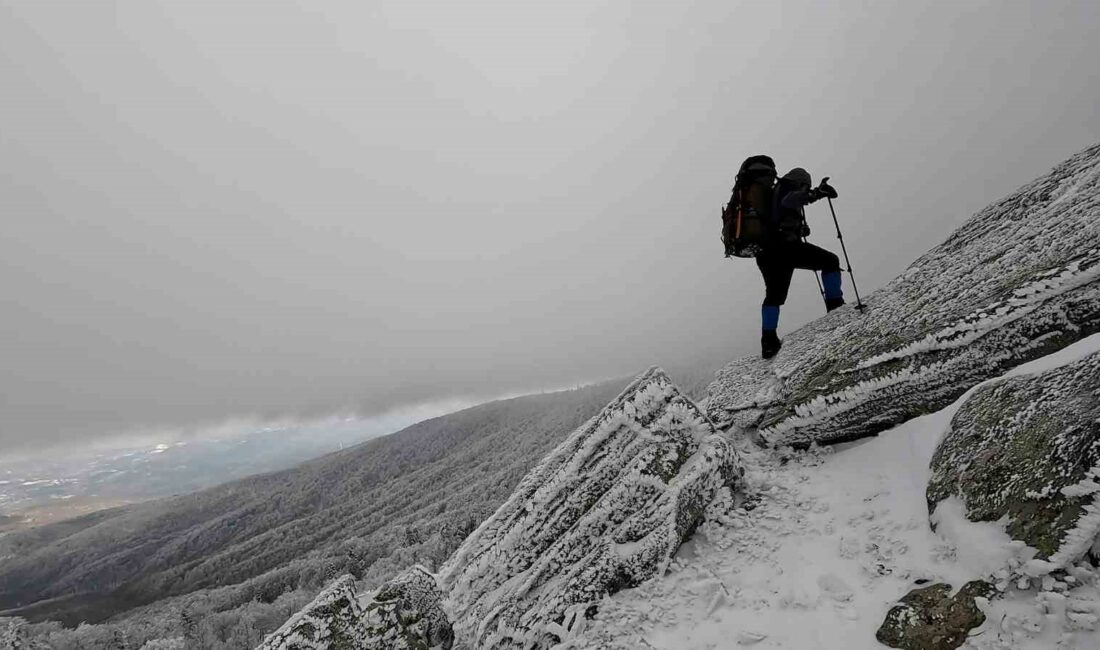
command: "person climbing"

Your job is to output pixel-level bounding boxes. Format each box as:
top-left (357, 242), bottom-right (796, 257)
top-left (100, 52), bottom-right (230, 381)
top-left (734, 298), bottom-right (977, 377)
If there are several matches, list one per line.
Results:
top-left (756, 167), bottom-right (843, 359)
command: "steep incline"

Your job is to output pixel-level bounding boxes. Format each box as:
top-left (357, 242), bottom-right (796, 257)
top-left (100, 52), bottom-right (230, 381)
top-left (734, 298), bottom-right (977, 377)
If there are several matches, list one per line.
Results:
top-left (707, 143), bottom-right (1100, 448)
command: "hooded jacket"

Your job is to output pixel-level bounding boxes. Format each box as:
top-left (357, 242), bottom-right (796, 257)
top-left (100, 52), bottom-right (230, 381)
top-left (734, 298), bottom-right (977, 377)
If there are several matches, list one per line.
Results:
top-left (771, 178), bottom-right (824, 243)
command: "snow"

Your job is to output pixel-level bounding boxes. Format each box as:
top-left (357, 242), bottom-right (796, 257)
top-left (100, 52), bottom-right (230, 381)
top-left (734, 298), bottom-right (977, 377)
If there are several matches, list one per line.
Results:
top-left (1002, 330), bottom-right (1100, 378)
top-left (440, 368), bottom-right (742, 649)
top-left (569, 335), bottom-right (1100, 649)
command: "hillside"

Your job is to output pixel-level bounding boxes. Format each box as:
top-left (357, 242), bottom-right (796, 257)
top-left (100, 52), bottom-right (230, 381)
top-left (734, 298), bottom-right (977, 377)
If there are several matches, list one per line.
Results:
top-left (0, 380), bottom-right (628, 647)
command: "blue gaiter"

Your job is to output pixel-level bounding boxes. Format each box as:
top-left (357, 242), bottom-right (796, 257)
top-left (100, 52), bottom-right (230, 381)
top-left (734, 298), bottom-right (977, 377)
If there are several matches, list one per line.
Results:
top-left (822, 271), bottom-right (843, 300)
top-left (762, 305), bottom-right (780, 331)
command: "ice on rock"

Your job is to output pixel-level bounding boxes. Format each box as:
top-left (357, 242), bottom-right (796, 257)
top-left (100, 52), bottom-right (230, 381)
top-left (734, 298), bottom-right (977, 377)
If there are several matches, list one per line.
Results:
top-left (257, 568), bottom-right (453, 650)
top-left (928, 351), bottom-right (1100, 566)
top-left (438, 367), bottom-right (743, 649)
top-left (257, 575), bottom-right (364, 650)
top-left (361, 566), bottom-right (453, 649)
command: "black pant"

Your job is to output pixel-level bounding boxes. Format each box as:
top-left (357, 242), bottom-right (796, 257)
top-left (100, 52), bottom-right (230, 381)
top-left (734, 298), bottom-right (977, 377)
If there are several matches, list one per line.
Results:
top-left (756, 241), bottom-right (841, 307)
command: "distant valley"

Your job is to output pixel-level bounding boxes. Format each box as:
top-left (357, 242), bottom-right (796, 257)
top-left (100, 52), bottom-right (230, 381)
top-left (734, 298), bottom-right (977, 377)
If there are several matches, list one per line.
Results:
top-left (0, 403), bottom-right (474, 531)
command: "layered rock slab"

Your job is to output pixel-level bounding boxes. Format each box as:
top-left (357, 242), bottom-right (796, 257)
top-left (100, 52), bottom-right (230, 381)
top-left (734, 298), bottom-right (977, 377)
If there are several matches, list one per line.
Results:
top-left (258, 567), bottom-right (451, 650)
top-left (439, 367), bottom-right (742, 649)
top-left (362, 566), bottom-right (452, 650)
top-left (928, 350), bottom-right (1100, 566)
top-left (707, 143), bottom-right (1100, 448)
top-left (258, 575), bottom-right (363, 650)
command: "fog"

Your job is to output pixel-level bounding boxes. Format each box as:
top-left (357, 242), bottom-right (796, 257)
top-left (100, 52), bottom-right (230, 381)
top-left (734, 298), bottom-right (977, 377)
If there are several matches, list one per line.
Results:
top-left (3, 0), bottom-right (1098, 454)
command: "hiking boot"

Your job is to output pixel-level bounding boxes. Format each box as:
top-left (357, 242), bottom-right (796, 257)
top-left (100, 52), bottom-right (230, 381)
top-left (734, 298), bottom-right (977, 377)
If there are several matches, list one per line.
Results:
top-left (825, 297), bottom-right (846, 312)
top-left (761, 329), bottom-right (782, 360)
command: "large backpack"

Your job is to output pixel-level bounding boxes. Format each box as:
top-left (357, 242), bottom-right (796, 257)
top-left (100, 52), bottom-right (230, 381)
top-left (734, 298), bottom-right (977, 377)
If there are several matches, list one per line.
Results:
top-left (721, 155), bottom-right (777, 258)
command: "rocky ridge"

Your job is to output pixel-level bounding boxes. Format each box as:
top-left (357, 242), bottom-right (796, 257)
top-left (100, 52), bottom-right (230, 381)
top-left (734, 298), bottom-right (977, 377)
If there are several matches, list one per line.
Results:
top-left (706, 144), bottom-right (1100, 449)
top-left (440, 367), bottom-right (741, 648)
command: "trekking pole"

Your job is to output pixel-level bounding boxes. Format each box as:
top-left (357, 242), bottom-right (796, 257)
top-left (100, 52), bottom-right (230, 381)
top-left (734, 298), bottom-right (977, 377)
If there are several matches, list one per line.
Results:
top-left (820, 177), bottom-right (866, 312)
top-left (800, 207), bottom-right (826, 307)
top-left (803, 236), bottom-right (827, 302)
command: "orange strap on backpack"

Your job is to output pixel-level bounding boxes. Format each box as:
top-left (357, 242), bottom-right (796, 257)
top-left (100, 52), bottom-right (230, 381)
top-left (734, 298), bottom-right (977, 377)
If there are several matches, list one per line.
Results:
top-left (733, 189), bottom-right (744, 239)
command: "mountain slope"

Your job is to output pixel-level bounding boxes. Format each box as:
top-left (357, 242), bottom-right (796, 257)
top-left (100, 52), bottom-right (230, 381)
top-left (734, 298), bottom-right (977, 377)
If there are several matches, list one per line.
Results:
top-left (0, 380), bottom-right (627, 641)
top-left (706, 143), bottom-right (1100, 448)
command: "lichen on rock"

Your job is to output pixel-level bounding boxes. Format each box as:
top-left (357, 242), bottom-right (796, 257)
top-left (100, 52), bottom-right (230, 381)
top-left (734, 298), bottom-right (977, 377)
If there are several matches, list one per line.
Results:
top-left (439, 367), bottom-right (743, 649)
top-left (362, 565), bottom-right (453, 650)
top-left (257, 574), bottom-right (364, 650)
top-left (258, 567), bottom-right (453, 650)
top-left (876, 580), bottom-right (996, 650)
top-left (928, 350), bottom-right (1100, 565)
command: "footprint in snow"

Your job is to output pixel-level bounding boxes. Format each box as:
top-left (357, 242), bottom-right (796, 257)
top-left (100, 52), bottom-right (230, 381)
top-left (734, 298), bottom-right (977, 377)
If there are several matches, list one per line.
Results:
top-left (817, 573), bottom-right (855, 602)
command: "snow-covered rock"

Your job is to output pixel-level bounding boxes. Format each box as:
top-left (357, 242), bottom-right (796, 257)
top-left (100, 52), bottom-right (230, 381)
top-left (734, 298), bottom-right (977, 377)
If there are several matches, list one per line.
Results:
top-left (928, 350), bottom-right (1100, 566)
top-left (258, 567), bottom-right (452, 650)
top-left (707, 143), bottom-right (1100, 448)
top-left (876, 580), bottom-right (996, 650)
top-left (362, 566), bottom-right (453, 649)
top-left (439, 367), bottom-right (743, 649)
top-left (257, 575), bottom-right (363, 650)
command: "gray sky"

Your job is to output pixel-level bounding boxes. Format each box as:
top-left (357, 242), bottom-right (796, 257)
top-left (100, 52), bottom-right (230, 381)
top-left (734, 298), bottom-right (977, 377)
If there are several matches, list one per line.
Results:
top-left (3, 0), bottom-right (1099, 455)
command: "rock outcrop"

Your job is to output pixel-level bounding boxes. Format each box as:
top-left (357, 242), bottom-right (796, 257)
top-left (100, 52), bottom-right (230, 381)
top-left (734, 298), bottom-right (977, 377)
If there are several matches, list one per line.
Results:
top-left (707, 143), bottom-right (1100, 448)
top-left (439, 367), bottom-right (742, 649)
top-left (263, 368), bottom-right (740, 649)
top-left (876, 580), bottom-right (996, 650)
top-left (928, 350), bottom-right (1100, 566)
top-left (362, 566), bottom-right (452, 650)
top-left (258, 575), bottom-right (363, 650)
top-left (258, 567), bottom-right (453, 650)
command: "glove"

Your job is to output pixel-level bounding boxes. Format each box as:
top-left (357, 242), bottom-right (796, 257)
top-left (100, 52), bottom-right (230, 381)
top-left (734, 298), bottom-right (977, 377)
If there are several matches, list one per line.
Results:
top-left (807, 188), bottom-right (826, 203)
top-left (800, 223), bottom-right (811, 238)
top-left (818, 181), bottom-right (838, 199)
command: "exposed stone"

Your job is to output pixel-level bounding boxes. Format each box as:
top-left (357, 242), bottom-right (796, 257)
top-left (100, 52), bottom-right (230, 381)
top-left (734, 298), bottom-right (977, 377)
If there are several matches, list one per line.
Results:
top-left (257, 574), bottom-right (363, 650)
top-left (706, 143), bottom-right (1100, 448)
top-left (259, 567), bottom-right (454, 650)
top-left (928, 351), bottom-right (1100, 565)
top-left (439, 367), bottom-right (743, 649)
top-left (362, 566), bottom-right (452, 650)
top-left (876, 581), bottom-right (996, 650)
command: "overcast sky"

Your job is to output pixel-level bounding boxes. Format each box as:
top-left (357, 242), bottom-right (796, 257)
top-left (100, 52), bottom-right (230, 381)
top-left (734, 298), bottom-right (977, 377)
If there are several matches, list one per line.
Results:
top-left (3, 0), bottom-right (1099, 455)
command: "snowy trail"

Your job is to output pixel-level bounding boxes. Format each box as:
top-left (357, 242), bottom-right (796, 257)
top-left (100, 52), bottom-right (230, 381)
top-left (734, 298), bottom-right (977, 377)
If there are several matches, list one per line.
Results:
top-left (570, 335), bottom-right (1100, 649)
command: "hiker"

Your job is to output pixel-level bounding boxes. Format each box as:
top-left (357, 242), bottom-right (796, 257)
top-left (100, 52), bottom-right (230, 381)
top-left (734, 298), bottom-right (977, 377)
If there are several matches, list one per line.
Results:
top-left (757, 167), bottom-right (843, 358)
top-left (721, 159), bottom-right (844, 359)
